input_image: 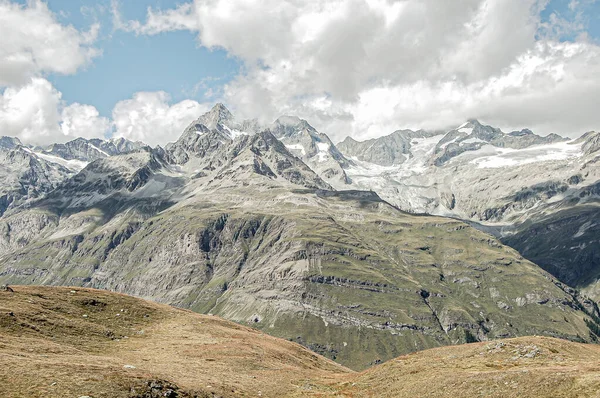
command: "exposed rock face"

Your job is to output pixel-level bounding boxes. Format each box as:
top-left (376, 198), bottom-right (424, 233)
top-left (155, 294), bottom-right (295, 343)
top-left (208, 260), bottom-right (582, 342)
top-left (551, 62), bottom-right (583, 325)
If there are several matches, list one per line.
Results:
top-left (0, 108), bottom-right (594, 371)
top-left (271, 116), bottom-right (351, 187)
top-left (502, 204), bottom-right (600, 299)
top-left (0, 136), bottom-right (23, 150)
top-left (578, 131), bottom-right (600, 156)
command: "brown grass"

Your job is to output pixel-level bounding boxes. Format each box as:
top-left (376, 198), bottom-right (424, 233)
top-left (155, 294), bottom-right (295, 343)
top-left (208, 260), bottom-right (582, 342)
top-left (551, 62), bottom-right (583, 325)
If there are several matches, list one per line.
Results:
top-left (2, 286), bottom-right (600, 397)
top-left (0, 285), bottom-right (347, 397)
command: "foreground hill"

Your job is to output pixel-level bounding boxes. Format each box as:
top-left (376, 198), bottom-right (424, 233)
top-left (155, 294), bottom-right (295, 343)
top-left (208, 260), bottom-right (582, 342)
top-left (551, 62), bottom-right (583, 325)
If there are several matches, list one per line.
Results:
top-left (0, 286), bottom-right (348, 398)
top-left (2, 286), bottom-right (600, 398)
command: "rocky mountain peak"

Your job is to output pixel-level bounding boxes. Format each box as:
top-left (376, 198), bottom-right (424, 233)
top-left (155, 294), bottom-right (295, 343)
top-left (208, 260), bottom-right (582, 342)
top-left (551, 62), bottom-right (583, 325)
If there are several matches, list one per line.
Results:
top-left (462, 119), bottom-right (482, 128)
top-left (42, 137), bottom-right (147, 163)
top-left (270, 115), bottom-right (351, 186)
top-left (0, 136), bottom-right (24, 150)
top-left (578, 130), bottom-right (600, 155)
top-left (272, 115), bottom-right (316, 138)
top-left (198, 103), bottom-right (234, 130)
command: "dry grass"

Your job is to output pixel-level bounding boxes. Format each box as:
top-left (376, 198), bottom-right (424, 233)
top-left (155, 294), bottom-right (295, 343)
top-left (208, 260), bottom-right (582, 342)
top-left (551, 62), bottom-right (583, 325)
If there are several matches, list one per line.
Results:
top-left (2, 286), bottom-right (600, 397)
top-left (0, 285), bottom-right (347, 397)
top-left (328, 337), bottom-right (600, 398)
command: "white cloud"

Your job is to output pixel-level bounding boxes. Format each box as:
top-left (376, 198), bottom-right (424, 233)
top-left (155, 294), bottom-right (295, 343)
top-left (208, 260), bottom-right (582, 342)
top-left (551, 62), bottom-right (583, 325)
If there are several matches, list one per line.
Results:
top-left (61, 103), bottom-right (111, 140)
top-left (0, 78), bottom-right (110, 145)
top-left (111, 91), bottom-right (209, 146)
top-left (0, 0), bottom-right (101, 86)
top-left (111, 0), bottom-right (197, 35)
top-left (0, 79), bottom-right (203, 147)
top-left (0, 78), bottom-right (62, 143)
top-left (119, 0), bottom-right (600, 140)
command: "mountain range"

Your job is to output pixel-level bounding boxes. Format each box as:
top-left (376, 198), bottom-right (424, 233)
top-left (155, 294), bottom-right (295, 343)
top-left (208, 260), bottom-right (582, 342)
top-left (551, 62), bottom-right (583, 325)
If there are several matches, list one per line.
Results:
top-left (0, 103), bottom-right (598, 370)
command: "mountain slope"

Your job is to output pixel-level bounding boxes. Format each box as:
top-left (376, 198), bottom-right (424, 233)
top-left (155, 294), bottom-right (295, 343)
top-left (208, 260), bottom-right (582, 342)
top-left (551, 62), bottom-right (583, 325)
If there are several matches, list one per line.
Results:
top-left (2, 286), bottom-right (600, 398)
top-left (336, 335), bottom-right (600, 398)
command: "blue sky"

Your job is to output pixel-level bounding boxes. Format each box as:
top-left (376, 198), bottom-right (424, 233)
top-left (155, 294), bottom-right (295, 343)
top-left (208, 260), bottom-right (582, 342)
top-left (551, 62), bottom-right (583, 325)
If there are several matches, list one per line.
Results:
top-left (35, 0), bottom-right (241, 118)
top-left (1, 0), bottom-right (599, 145)
top-left (540, 0), bottom-right (600, 40)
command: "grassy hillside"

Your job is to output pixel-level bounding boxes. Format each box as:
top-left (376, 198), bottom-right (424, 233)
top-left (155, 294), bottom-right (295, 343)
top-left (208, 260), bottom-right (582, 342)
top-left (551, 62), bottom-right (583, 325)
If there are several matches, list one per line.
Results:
top-left (2, 286), bottom-right (600, 397)
top-left (0, 285), bottom-right (348, 398)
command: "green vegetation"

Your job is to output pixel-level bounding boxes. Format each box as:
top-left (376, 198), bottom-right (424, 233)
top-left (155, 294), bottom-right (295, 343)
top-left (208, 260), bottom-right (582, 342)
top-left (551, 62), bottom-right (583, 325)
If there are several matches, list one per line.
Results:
top-left (0, 189), bottom-right (593, 370)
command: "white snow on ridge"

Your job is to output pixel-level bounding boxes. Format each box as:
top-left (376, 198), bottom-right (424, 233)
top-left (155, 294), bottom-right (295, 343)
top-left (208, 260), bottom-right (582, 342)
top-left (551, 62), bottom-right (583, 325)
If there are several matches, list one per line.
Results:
top-left (403, 134), bottom-right (446, 174)
top-left (472, 140), bottom-right (582, 169)
top-left (316, 142), bottom-right (330, 162)
top-left (285, 143), bottom-right (307, 156)
top-left (89, 143), bottom-right (110, 157)
top-left (223, 125), bottom-right (249, 139)
top-left (34, 151), bottom-right (89, 171)
top-left (347, 134), bottom-right (445, 178)
top-left (439, 136), bottom-right (459, 149)
top-left (457, 127), bottom-right (474, 135)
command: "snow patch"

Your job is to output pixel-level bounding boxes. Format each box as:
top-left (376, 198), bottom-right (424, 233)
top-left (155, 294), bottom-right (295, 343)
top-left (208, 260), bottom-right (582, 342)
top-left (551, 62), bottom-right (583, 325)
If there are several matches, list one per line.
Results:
top-left (461, 137), bottom-right (485, 144)
top-left (88, 143), bottom-right (109, 157)
top-left (472, 140), bottom-right (582, 169)
top-left (316, 142), bottom-right (330, 162)
top-left (457, 127), bottom-right (474, 135)
top-left (284, 144), bottom-right (307, 156)
top-left (223, 125), bottom-right (249, 139)
top-left (574, 221), bottom-right (594, 238)
top-left (35, 151), bottom-right (89, 171)
top-left (439, 136), bottom-right (459, 149)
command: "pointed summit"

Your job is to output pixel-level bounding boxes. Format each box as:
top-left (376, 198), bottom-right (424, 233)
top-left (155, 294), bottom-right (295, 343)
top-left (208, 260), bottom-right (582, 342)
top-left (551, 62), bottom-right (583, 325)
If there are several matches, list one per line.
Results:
top-left (197, 103), bottom-right (234, 130)
top-left (272, 115), bottom-right (316, 138)
top-left (466, 118), bottom-right (482, 126)
top-left (456, 119), bottom-right (482, 130)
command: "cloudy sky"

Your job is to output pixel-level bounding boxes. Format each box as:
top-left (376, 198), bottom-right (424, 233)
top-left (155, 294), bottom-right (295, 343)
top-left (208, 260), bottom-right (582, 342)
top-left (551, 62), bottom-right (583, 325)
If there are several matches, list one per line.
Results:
top-left (0, 0), bottom-right (599, 145)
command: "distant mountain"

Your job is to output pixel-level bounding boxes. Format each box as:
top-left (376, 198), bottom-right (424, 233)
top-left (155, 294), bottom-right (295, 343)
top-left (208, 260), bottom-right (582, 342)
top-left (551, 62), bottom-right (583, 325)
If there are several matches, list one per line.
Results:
top-left (431, 119), bottom-right (566, 166)
top-left (337, 129), bottom-right (438, 166)
top-left (176, 104), bottom-right (351, 187)
top-left (0, 138), bottom-right (74, 216)
top-left (180, 103), bottom-right (261, 143)
top-left (0, 134), bottom-right (151, 218)
top-left (271, 115), bottom-right (351, 187)
top-left (336, 121), bottom-right (600, 301)
top-left (0, 105), bottom-right (594, 371)
top-left (43, 137), bottom-right (148, 163)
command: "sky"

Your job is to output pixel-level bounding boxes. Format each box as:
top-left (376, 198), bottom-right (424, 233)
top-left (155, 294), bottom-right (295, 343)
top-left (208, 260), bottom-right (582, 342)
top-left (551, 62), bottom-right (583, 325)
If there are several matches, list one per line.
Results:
top-left (0, 0), bottom-right (599, 146)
